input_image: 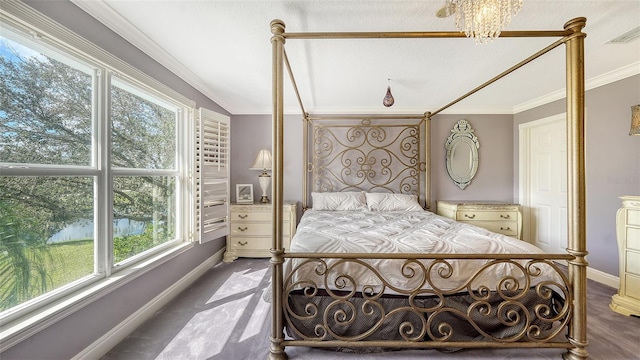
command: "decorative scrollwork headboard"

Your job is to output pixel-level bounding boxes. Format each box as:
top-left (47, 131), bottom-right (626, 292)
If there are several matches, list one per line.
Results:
top-left (303, 115), bottom-right (431, 210)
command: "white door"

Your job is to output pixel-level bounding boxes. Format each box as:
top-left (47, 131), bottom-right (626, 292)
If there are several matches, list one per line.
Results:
top-left (519, 114), bottom-right (567, 253)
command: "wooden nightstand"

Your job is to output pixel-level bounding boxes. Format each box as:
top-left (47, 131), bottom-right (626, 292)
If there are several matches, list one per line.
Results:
top-left (223, 202), bottom-right (297, 262)
top-left (436, 200), bottom-right (523, 239)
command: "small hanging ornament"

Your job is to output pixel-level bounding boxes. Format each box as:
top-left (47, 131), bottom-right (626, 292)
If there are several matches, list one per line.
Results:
top-left (382, 79), bottom-right (394, 107)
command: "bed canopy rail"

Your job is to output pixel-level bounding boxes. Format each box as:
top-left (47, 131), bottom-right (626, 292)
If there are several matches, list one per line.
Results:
top-left (269, 17), bottom-right (588, 360)
top-left (430, 36), bottom-right (570, 117)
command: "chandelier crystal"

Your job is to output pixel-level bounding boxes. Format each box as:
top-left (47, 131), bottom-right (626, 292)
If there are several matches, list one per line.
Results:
top-left (445, 0), bottom-right (524, 43)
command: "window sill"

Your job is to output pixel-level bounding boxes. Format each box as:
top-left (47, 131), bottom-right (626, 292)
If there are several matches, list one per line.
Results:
top-left (0, 241), bottom-right (195, 352)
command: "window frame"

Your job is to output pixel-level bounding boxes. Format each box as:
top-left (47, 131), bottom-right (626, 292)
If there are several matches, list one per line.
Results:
top-left (0, 1), bottom-right (199, 345)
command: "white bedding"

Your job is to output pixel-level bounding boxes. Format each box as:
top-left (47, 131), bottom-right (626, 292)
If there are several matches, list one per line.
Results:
top-left (284, 210), bottom-right (563, 294)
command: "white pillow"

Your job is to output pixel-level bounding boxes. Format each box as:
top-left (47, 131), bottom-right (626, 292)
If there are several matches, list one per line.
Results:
top-left (365, 192), bottom-right (423, 211)
top-left (311, 191), bottom-right (367, 211)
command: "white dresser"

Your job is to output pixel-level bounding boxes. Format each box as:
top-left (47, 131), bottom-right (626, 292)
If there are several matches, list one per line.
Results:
top-left (436, 200), bottom-right (523, 239)
top-left (223, 202), bottom-right (297, 262)
top-left (610, 195), bottom-right (640, 316)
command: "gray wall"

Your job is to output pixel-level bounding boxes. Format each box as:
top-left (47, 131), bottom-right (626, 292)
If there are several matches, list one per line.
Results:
top-left (231, 113), bottom-right (516, 213)
top-left (431, 114), bottom-right (515, 204)
top-left (230, 115), bottom-right (303, 205)
top-left (232, 77), bottom-right (640, 279)
top-left (514, 75), bottom-right (640, 276)
top-left (2, 2), bottom-right (228, 359)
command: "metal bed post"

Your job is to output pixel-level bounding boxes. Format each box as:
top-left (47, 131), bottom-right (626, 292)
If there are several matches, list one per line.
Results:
top-left (302, 115), bottom-right (309, 211)
top-left (424, 112), bottom-right (432, 210)
top-left (563, 17), bottom-right (589, 360)
top-left (269, 19), bottom-right (288, 360)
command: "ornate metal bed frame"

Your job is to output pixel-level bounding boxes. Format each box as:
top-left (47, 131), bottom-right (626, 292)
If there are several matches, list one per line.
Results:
top-left (268, 18), bottom-right (588, 360)
top-left (303, 116), bottom-right (428, 208)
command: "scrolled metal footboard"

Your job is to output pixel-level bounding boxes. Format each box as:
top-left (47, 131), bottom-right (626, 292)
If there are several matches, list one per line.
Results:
top-left (282, 253), bottom-right (574, 351)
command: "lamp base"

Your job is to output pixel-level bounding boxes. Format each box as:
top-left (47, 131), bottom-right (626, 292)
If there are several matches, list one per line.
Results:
top-left (258, 173), bottom-right (271, 204)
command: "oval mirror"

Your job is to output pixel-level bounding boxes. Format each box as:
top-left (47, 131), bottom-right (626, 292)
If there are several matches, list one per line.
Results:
top-left (445, 119), bottom-right (479, 189)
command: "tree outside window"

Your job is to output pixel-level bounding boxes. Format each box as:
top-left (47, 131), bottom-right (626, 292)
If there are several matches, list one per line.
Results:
top-left (0, 32), bottom-right (181, 312)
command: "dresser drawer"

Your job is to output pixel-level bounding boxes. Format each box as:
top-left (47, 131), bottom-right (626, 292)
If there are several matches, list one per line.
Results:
top-left (456, 210), bottom-right (518, 222)
top-left (626, 274), bottom-right (640, 300)
top-left (465, 220), bottom-right (519, 236)
top-left (628, 209), bottom-right (640, 227)
top-left (230, 222), bottom-right (291, 236)
top-left (626, 250), bottom-right (640, 276)
top-left (627, 227), bottom-right (640, 251)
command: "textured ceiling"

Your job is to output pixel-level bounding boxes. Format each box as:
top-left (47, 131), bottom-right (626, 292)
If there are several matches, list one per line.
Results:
top-left (72, 0), bottom-right (640, 115)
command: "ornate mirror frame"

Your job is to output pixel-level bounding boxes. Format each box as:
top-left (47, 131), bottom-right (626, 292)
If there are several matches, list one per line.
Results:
top-left (445, 119), bottom-right (479, 189)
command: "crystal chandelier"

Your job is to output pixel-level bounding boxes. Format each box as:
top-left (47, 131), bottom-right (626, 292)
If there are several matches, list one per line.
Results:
top-left (445, 0), bottom-right (524, 43)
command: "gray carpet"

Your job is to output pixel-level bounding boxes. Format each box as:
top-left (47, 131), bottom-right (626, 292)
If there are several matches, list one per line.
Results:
top-left (102, 258), bottom-right (640, 360)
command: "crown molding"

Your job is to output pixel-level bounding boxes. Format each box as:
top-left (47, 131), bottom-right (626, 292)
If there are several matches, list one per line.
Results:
top-left (70, 0), bottom-right (229, 112)
top-left (68, 1), bottom-right (640, 116)
top-left (514, 61), bottom-right (640, 114)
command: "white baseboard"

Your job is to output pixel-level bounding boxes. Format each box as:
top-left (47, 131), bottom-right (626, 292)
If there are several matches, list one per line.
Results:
top-left (587, 266), bottom-right (619, 289)
top-left (72, 248), bottom-right (225, 360)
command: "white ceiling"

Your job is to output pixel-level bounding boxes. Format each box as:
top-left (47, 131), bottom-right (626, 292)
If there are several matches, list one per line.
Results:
top-left (72, 0), bottom-right (640, 115)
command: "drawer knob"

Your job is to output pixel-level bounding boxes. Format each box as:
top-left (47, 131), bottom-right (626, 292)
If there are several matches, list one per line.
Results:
top-left (500, 226), bottom-right (511, 231)
top-left (238, 241), bottom-right (248, 246)
top-left (500, 214), bottom-right (511, 219)
top-left (464, 214), bottom-right (476, 219)
top-left (238, 214), bottom-right (248, 219)
top-left (238, 226), bottom-right (248, 232)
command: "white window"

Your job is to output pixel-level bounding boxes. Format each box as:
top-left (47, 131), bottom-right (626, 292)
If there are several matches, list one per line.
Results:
top-left (0, 4), bottom-right (228, 333)
top-left (110, 77), bottom-right (182, 265)
top-left (0, 27), bottom-right (101, 313)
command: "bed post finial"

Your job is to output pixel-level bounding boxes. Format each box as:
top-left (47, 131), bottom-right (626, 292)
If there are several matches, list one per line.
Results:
top-left (271, 19), bottom-right (285, 36)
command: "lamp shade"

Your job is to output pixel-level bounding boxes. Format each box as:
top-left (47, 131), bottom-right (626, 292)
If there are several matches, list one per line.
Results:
top-left (631, 105), bottom-right (640, 136)
top-left (249, 149), bottom-right (272, 170)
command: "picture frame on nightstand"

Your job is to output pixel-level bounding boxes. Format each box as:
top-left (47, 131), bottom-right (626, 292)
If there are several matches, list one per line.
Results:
top-left (236, 184), bottom-right (253, 204)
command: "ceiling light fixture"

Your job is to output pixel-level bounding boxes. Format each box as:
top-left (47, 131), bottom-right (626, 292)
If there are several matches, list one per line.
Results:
top-left (383, 79), bottom-right (395, 107)
top-left (444, 0), bottom-right (524, 44)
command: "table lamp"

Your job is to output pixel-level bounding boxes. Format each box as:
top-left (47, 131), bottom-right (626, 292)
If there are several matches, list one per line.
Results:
top-left (249, 149), bottom-right (272, 203)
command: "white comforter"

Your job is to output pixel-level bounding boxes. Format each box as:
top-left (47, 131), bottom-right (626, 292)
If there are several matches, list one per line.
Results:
top-left (284, 210), bottom-right (563, 294)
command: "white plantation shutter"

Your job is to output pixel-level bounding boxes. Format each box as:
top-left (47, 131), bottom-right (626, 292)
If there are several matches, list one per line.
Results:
top-left (196, 108), bottom-right (230, 243)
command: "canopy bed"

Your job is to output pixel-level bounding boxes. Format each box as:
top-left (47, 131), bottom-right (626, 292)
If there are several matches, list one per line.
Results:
top-left (267, 18), bottom-right (588, 360)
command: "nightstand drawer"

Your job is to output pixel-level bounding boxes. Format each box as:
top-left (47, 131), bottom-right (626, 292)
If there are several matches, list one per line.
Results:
top-left (230, 222), bottom-right (291, 236)
top-left (231, 211), bottom-right (292, 222)
top-left (456, 211), bottom-right (518, 222)
top-left (228, 236), bottom-right (271, 250)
